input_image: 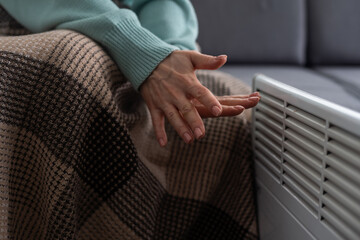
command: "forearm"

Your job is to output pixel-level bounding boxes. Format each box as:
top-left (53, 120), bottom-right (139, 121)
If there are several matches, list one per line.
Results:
top-left (0, 0), bottom-right (122, 32)
top-left (0, 0), bottom-right (178, 90)
top-left (131, 0), bottom-right (198, 50)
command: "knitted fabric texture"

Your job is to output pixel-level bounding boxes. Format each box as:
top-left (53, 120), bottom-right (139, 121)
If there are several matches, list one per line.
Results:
top-left (0, 14), bottom-right (258, 240)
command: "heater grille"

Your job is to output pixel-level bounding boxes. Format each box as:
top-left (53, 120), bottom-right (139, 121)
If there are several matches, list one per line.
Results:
top-left (253, 75), bottom-right (360, 240)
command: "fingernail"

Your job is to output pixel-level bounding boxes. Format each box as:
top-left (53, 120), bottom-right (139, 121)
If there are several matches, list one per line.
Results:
top-left (159, 138), bottom-right (165, 147)
top-left (249, 97), bottom-right (259, 101)
top-left (194, 128), bottom-right (203, 139)
top-left (217, 55), bottom-right (227, 59)
top-left (235, 106), bottom-right (245, 111)
top-left (251, 92), bottom-right (261, 97)
top-left (212, 106), bottom-right (222, 116)
top-left (183, 132), bottom-right (192, 143)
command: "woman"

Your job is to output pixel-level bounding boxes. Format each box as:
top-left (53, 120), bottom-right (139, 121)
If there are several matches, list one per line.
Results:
top-left (0, 0), bottom-right (259, 146)
top-left (0, 1), bottom-right (259, 239)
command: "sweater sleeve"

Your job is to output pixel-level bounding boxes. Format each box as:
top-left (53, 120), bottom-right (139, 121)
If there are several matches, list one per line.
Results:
top-left (130, 0), bottom-right (199, 50)
top-left (0, 0), bottom-right (184, 90)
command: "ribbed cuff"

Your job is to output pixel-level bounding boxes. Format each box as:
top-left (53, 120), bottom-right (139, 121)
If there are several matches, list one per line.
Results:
top-left (104, 18), bottom-right (179, 90)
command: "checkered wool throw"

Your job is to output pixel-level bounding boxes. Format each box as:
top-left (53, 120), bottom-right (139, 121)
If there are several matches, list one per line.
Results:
top-left (0, 8), bottom-right (258, 240)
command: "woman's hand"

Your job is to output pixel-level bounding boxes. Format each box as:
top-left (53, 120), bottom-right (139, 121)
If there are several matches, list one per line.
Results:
top-left (140, 50), bottom-right (259, 147)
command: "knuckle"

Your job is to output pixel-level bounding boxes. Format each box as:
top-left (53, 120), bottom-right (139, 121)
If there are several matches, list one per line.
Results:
top-left (147, 101), bottom-right (157, 110)
top-left (181, 75), bottom-right (194, 86)
top-left (190, 118), bottom-right (203, 127)
top-left (153, 118), bottom-right (163, 128)
top-left (190, 85), bottom-right (208, 99)
top-left (155, 128), bottom-right (164, 136)
top-left (180, 104), bottom-right (193, 115)
top-left (166, 111), bottom-right (176, 120)
top-left (162, 82), bottom-right (179, 98)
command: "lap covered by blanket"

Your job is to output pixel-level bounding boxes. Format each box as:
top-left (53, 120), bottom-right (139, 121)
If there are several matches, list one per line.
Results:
top-left (0, 23), bottom-right (258, 239)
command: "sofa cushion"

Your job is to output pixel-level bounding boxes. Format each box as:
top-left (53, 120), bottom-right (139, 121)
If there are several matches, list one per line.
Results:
top-left (308, 0), bottom-right (360, 65)
top-left (191, 0), bottom-right (306, 65)
top-left (315, 67), bottom-right (360, 100)
top-left (219, 65), bottom-right (360, 112)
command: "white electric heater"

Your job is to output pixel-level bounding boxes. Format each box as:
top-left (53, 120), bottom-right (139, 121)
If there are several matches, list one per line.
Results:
top-left (252, 74), bottom-right (360, 240)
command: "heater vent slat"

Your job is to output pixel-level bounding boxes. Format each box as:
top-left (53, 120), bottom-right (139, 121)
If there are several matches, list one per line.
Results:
top-left (284, 140), bottom-right (322, 172)
top-left (255, 130), bottom-right (282, 155)
top-left (256, 101), bottom-right (283, 122)
top-left (326, 153), bottom-right (360, 186)
top-left (324, 169), bottom-right (360, 201)
top-left (255, 121), bottom-right (282, 145)
top-left (283, 174), bottom-right (319, 213)
top-left (285, 116), bottom-right (325, 145)
top-left (285, 105), bottom-right (326, 132)
top-left (255, 150), bottom-right (281, 182)
top-left (323, 181), bottom-right (360, 218)
top-left (327, 141), bottom-right (360, 169)
top-left (321, 207), bottom-right (359, 240)
top-left (259, 91), bottom-right (284, 111)
top-left (322, 195), bottom-right (360, 234)
top-left (284, 129), bottom-right (323, 158)
top-left (283, 161), bottom-right (320, 197)
top-left (328, 126), bottom-right (360, 154)
top-left (255, 141), bottom-right (281, 168)
top-left (283, 151), bottom-right (321, 188)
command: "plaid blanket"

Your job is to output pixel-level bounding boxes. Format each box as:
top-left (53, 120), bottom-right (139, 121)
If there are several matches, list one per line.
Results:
top-left (0, 10), bottom-right (258, 240)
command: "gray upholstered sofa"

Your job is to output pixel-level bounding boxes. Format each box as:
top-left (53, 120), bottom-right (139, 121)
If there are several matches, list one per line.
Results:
top-left (192, 0), bottom-right (360, 113)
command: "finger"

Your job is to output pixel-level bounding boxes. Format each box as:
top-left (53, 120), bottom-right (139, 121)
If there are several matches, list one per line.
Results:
top-left (197, 105), bottom-right (245, 118)
top-left (188, 84), bottom-right (222, 117)
top-left (175, 99), bottom-right (205, 140)
top-left (149, 108), bottom-right (167, 147)
top-left (251, 92), bottom-right (261, 97)
top-left (163, 105), bottom-right (194, 144)
top-left (217, 92), bottom-right (260, 99)
top-left (216, 96), bottom-right (260, 108)
top-left (190, 52), bottom-right (227, 70)
top-left (190, 92), bottom-right (260, 106)
top-left (191, 95), bottom-right (260, 109)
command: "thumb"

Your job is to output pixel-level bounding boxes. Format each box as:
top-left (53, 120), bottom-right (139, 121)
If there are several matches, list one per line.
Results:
top-left (190, 52), bottom-right (227, 70)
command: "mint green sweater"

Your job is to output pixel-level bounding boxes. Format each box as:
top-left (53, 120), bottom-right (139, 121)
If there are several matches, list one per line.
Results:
top-left (0, 0), bottom-right (198, 90)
